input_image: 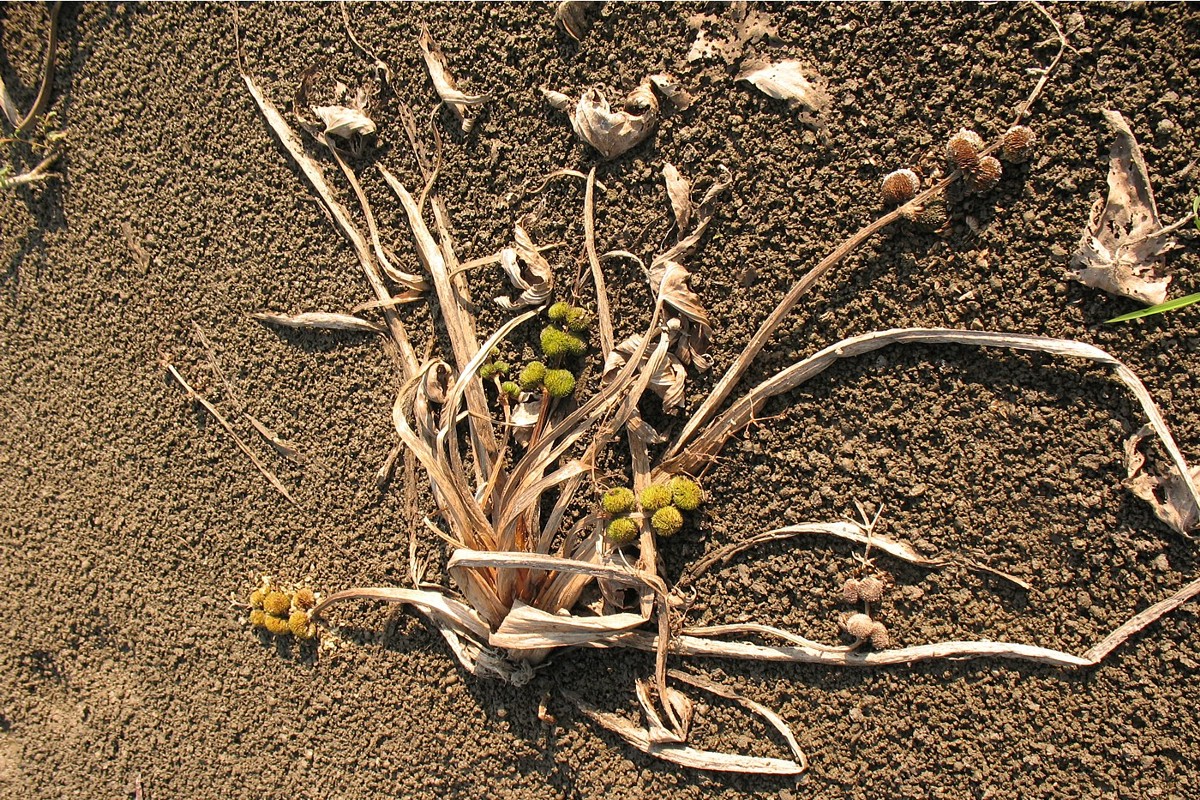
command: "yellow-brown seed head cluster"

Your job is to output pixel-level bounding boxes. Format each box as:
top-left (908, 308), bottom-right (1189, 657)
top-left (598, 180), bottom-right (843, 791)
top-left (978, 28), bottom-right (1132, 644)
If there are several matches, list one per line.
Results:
top-left (880, 169), bottom-right (921, 206)
top-left (841, 570), bottom-right (891, 649)
top-left (946, 128), bottom-right (1003, 194)
top-left (248, 579), bottom-right (318, 641)
top-left (967, 155), bottom-right (1002, 193)
top-left (602, 476), bottom-right (704, 546)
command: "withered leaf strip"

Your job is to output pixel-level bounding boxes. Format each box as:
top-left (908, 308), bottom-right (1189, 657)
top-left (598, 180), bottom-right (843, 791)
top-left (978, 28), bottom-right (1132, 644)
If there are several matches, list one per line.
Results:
top-left (419, 25), bottom-right (490, 134)
top-left (252, 311), bottom-right (385, 335)
top-left (1069, 110), bottom-right (1179, 305)
top-left (737, 59), bottom-right (830, 114)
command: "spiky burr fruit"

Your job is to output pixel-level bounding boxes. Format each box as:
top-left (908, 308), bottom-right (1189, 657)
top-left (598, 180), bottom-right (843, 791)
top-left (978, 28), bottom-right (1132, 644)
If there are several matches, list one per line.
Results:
top-left (651, 506), bottom-right (684, 537)
top-left (249, 609), bottom-right (267, 628)
top-left (1001, 125), bottom-right (1036, 163)
top-left (289, 610), bottom-right (316, 640)
top-left (844, 612), bottom-right (875, 640)
top-left (605, 517), bottom-right (639, 545)
top-left (540, 327), bottom-right (586, 359)
top-left (639, 484), bottom-right (673, 512)
top-left (881, 169), bottom-right (921, 206)
top-left (601, 487), bottom-right (636, 516)
top-left (543, 368), bottom-right (577, 398)
top-left (249, 588), bottom-right (266, 609)
top-left (519, 361), bottom-right (547, 391)
top-left (263, 591), bottom-right (291, 617)
top-left (547, 301), bottom-right (572, 323)
top-left (293, 587), bottom-right (316, 611)
top-left (858, 575), bottom-right (886, 604)
top-left (946, 128), bottom-right (984, 172)
top-left (966, 155), bottom-right (1002, 193)
top-left (669, 477), bottom-right (703, 511)
top-left (842, 578), bottom-right (861, 604)
top-left (869, 621), bottom-right (890, 649)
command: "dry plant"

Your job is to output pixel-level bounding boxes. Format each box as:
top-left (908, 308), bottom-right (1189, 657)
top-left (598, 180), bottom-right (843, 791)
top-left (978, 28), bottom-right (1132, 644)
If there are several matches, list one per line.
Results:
top-left (0, 1), bottom-right (66, 190)
top-left (214, 3), bottom-right (1200, 775)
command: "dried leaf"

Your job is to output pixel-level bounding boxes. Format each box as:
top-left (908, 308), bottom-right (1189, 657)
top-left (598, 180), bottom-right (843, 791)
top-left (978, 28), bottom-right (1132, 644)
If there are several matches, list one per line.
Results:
top-left (662, 163), bottom-right (692, 233)
top-left (1069, 110), bottom-right (1179, 305)
top-left (555, 1), bottom-right (604, 42)
top-left (495, 224), bottom-right (554, 309)
top-left (686, 4), bottom-right (778, 65)
top-left (647, 73), bottom-right (693, 111)
top-left (649, 261), bottom-right (713, 370)
top-left (252, 311), bottom-right (384, 335)
top-left (737, 59), bottom-right (830, 114)
top-left (490, 601), bottom-right (646, 650)
top-left (1123, 424), bottom-right (1200, 535)
top-left (603, 336), bottom-right (688, 410)
top-left (311, 104), bottom-right (376, 139)
top-left (542, 80), bottom-right (660, 160)
top-left (419, 26), bottom-right (490, 134)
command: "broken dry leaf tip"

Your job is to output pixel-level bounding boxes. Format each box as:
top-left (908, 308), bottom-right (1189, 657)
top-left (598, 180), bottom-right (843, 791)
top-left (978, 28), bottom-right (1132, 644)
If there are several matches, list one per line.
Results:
top-left (651, 506), bottom-right (684, 537)
top-left (518, 361), bottom-right (547, 391)
top-left (880, 169), bottom-right (921, 206)
top-left (946, 128), bottom-right (984, 171)
top-left (669, 476), bottom-right (703, 511)
top-left (262, 591), bottom-right (291, 617)
top-left (605, 517), bottom-right (639, 546)
top-left (639, 484), bottom-right (673, 512)
top-left (844, 612), bottom-right (875, 640)
top-left (544, 368), bottom-right (576, 398)
top-left (602, 487), bottom-right (637, 516)
top-left (868, 621), bottom-right (890, 649)
top-left (1001, 125), bottom-right (1036, 163)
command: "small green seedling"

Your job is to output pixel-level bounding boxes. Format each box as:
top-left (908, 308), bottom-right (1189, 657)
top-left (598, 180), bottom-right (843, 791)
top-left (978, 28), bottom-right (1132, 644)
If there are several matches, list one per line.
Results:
top-left (1105, 292), bottom-right (1200, 324)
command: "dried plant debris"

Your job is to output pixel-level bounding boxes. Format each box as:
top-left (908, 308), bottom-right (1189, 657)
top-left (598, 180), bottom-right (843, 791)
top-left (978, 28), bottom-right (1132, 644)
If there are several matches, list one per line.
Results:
top-left (495, 224), bottom-right (554, 310)
top-left (418, 25), bottom-right (490, 134)
top-left (1123, 425), bottom-right (1200, 536)
top-left (1069, 110), bottom-right (1180, 305)
top-left (252, 311), bottom-right (384, 335)
top-left (555, 1), bottom-right (604, 42)
top-left (544, 77), bottom-right (682, 159)
top-left (737, 59), bottom-right (830, 119)
top-left (687, 2), bottom-right (779, 64)
top-left (311, 84), bottom-right (376, 139)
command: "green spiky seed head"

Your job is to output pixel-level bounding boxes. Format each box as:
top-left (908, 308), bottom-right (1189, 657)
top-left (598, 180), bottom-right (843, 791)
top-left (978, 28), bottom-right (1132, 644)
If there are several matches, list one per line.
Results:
top-left (606, 517), bottom-right (640, 545)
top-left (548, 301), bottom-right (572, 322)
top-left (263, 591), bottom-right (291, 617)
top-left (540, 326), bottom-right (586, 359)
top-left (249, 588), bottom-right (266, 609)
top-left (293, 587), bottom-right (316, 610)
top-left (602, 487), bottom-right (636, 516)
top-left (501, 380), bottom-right (520, 398)
top-left (492, 360), bottom-right (510, 375)
top-left (639, 484), bottom-right (673, 512)
top-left (519, 361), bottom-right (547, 390)
top-left (479, 362), bottom-right (499, 380)
top-left (249, 609), bottom-right (267, 628)
top-left (263, 613), bottom-right (291, 636)
top-left (669, 477), bottom-right (703, 511)
top-left (489, 345), bottom-right (501, 357)
top-left (566, 307), bottom-right (591, 334)
top-left (544, 369), bottom-right (576, 398)
top-left (288, 611), bottom-right (315, 639)
top-left (651, 506), bottom-right (684, 537)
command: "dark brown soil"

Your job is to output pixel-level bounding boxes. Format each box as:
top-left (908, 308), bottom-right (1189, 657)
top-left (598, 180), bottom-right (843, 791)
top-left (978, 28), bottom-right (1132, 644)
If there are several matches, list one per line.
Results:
top-left (3, 3), bottom-right (1199, 798)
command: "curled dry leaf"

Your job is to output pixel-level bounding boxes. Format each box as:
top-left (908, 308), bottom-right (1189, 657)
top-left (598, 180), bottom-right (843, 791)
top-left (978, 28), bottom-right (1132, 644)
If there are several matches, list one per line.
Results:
top-left (603, 336), bottom-right (688, 411)
top-left (555, 1), bottom-right (604, 42)
top-left (419, 25), bottom-right (491, 134)
top-left (311, 81), bottom-right (376, 139)
top-left (1123, 424), bottom-right (1200, 536)
top-left (252, 311), bottom-right (384, 335)
top-left (737, 59), bottom-right (830, 115)
top-left (1069, 110), bottom-right (1179, 305)
top-left (495, 224), bottom-right (554, 310)
top-left (662, 162), bottom-right (692, 234)
top-left (542, 79), bottom-right (660, 160)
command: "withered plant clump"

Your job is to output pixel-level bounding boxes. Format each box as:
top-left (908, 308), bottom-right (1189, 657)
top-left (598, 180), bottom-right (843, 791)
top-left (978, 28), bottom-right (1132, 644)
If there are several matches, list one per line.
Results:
top-left (192, 2), bottom-right (1200, 776)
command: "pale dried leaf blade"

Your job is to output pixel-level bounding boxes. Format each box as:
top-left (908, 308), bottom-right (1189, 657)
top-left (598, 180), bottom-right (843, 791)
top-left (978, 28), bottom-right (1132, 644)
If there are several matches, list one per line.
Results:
top-left (490, 602), bottom-right (646, 649)
top-left (1123, 425), bottom-right (1200, 535)
top-left (546, 81), bottom-right (660, 159)
top-left (419, 26), bottom-right (490, 133)
top-left (662, 162), bottom-right (692, 233)
top-left (565, 693), bottom-right (804, 775)
top-left (311, 104), bottom-right (376, 139)
top-left (555, 1), bottom-right (603, 42)
top-left (252, 311), bottom-right (384, 335)
top-left (603, 336), bottom-right (687, 410)
top-left (1069, 110), bottom-right (1177, 305)
top-left (737, 60), bottom-right (829, 113)
top-left (495, 225), bottom-right (554, 309)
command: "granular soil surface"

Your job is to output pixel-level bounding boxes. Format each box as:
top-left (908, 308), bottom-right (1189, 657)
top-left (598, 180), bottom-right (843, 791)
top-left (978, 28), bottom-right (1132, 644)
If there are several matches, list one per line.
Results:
top-left (2, 3), bottom-right (1199, 798)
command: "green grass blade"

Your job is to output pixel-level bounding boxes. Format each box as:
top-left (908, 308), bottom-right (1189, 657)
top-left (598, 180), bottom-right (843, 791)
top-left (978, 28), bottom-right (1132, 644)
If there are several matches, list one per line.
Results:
top-left (1105, 292), bottom-right (1200, 323)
